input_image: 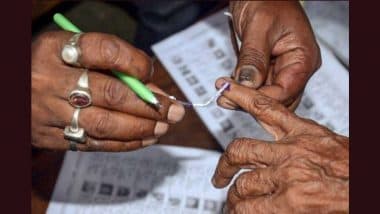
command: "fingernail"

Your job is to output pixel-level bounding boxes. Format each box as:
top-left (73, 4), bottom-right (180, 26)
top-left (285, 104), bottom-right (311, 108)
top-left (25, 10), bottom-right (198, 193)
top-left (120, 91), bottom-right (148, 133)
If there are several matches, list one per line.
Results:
top-left (154, 122), bottom-right (169, 136)
top-left (142, 138), bottom-right (158, 146)
top-left (211, 176), bottom-right (217, 186)
top-left (168, 104), bottom-right (185, 123)
top-left (215, 78), bottom-right (229, 89)
top-left (238, 66), bottom-right (256, 87)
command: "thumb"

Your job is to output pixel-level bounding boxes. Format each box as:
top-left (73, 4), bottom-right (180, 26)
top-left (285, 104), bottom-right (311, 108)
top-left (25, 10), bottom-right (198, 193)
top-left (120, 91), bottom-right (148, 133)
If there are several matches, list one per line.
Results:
top-left (233, 18), bottom-right (273, 89)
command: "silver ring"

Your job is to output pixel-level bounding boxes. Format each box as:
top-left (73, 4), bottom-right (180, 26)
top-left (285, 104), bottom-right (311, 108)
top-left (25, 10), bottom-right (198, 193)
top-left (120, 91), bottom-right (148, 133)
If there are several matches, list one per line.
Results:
top-left (68, 69), bottom-right (92, 108)
top-left (61, 33), bottom-right (83, 66)
top-left (64, 108), bottom-right (87, 143)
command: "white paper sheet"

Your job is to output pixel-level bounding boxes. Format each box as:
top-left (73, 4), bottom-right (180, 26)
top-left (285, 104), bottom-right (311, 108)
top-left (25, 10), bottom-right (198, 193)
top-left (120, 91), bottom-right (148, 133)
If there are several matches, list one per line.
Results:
top-left (152, 9), bottom-right (349, 149)
top-left (47, 145), bottom-right (226, 214)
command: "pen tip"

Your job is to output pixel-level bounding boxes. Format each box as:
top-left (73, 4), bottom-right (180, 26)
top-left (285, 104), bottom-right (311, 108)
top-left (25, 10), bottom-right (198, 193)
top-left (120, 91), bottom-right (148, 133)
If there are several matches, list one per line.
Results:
top-left (150, 97), bottom-right (162, 109)
top-left (154, 102), bottom-right (162, 109)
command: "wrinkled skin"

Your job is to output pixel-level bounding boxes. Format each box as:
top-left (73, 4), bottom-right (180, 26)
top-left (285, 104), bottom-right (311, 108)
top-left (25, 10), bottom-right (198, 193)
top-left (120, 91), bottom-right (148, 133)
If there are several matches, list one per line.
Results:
top-left (219, 1), bottom-right (321, 111)
top-left (32, 31), bottom-right (185, 151)
top-left (212, 78), bottom-right (348, 214)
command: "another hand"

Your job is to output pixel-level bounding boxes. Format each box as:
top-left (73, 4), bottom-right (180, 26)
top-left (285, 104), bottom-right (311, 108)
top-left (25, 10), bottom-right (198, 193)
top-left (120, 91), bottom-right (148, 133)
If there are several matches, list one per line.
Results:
top-left (32, 31), bottom-right (185, 151)
top-left (220, 1), bottom-right (321, 110)
top-left (212, 78), bottom-right (348, 213)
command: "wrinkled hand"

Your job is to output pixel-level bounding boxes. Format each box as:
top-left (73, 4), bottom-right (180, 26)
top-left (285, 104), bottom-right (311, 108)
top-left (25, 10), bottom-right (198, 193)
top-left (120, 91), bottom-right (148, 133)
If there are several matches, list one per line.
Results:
top-left (212, 78), bottom-right (348, 214)
top-left (220, 1), bottom-right (321, 110)
top-left (32, 31), bottom-right (185, 151)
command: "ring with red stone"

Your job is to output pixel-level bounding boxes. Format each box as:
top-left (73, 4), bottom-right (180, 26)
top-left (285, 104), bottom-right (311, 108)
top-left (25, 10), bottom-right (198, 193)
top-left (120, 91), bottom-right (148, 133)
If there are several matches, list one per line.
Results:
top-left (68, 69), bottom-right (92, 108)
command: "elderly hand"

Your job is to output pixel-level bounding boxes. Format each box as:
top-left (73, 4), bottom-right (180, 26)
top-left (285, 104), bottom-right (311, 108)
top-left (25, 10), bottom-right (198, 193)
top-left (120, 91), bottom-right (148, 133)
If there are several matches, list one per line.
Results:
top-left (220, 1), bottom-right (321, 110)
top-left (212, 78), bottom-right (348, 214)
top-left (32, 31), bottom-right (185, 151)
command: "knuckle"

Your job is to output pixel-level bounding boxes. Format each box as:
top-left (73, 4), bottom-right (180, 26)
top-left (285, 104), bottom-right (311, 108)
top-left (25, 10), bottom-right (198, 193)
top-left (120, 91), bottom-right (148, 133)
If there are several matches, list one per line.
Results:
top-left (278, 161), bottom-right (316, 184)
top-left (35, 31), bottom-right (59, 46)
top-left (247, 94), bottom-right (277, 114)
top-left (284, 187), bottom-right (301, 208)
top-left (293, 48), bottom-right (308, 62)
top-left (132, 122), bottom-right (148, 137)
top-left (235, 172), bottom-right (252, 196)
top-left (226, 138), bottom-right (249, 163)
top-left (32, 72), bottom-right (49, 92)
top-left (91, 111), bottom-right (113, 138)
top-left (279, 168), bottom-right (292, 183)
top-left (99, 35), bottom-right (123, 67)
top-left (276, 164), bottom-right (294, 182)
top-left (227, 186), bottom-right (234, 201)
top-left (227, 186), bottom-right (238, 206)
top-left (234, 201), bottom-right (252, 214)
top-left (134, 49), bottom-right (152, 81)
top-left (239, 45), bottom-right (266, 72)
top-left (32, 32), bottom-right (60, 57)
top-left (301, 42), bottom-right (322, 76)
top-left (140, 59), bottom-right (152, 80)
top-left (103, 79), bottom-right (128, 107)
top-left (138, 49), bottom-right (151, 69)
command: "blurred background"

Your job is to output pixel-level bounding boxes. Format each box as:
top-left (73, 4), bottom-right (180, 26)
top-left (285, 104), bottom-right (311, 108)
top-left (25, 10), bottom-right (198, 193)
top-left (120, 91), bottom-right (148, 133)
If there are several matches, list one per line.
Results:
top-left (32, 1), bottom-right (348, 67)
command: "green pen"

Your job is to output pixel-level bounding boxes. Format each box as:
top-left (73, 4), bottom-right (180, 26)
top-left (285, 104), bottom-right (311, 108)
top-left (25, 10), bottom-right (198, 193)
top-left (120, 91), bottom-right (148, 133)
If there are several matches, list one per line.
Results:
top-left (53, 13), bottom-right (160, 108)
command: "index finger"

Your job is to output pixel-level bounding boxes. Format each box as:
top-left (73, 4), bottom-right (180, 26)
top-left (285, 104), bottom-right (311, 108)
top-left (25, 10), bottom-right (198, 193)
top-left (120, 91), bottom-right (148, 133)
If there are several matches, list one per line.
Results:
top-left (215, 77), bottom-right (310, 139)
top-left (57, 31), bottom-right (152, 82)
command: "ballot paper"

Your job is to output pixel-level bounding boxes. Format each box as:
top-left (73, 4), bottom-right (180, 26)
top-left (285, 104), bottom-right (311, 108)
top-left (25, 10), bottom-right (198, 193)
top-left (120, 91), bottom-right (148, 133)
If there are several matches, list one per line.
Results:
top-left (152, 9), bottom-right (349, 149)
top-left (47, 145), bottom-right (227, 214)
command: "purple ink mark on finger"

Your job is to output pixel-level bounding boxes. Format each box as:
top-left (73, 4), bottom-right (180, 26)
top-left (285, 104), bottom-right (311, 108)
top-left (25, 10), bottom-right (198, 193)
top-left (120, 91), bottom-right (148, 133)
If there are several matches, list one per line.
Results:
top-left (184, 103), bottom-right (194, 108)
top-left (224, 82), bottom-right (231, 91)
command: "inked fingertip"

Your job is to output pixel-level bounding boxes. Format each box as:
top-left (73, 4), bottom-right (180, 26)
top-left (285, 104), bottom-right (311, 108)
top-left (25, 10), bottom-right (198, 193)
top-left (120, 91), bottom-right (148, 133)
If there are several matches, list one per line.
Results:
top-left (225, 82), bottom-right (231, 91)
top-left (215, 77), bottom-right (231, 89)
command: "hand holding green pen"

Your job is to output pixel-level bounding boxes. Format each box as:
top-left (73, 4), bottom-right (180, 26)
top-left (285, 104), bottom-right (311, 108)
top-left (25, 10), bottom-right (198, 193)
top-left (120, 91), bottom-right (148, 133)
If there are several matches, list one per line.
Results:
top-left (32, 26), bottom-right (186, 152)
top-left (53, 13), bottom-right (160, 107)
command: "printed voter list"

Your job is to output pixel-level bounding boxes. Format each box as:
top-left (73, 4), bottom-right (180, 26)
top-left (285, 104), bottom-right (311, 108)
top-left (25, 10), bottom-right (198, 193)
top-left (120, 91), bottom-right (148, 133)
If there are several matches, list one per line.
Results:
top-left (47, 145), bottom-right (227, 214)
